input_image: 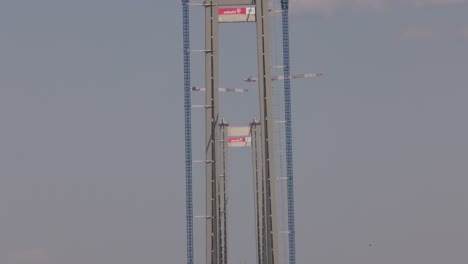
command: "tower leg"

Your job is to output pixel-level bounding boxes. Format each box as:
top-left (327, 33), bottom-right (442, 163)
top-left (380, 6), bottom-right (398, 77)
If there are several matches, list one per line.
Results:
top-left (255, 0), bottom-right (279, 263)
top-left (218, 119), bottom-right (229, 264)
top-left (251, 118), bottom-right (265, 264)
top-left (205, 1), bottom-right (220, 264)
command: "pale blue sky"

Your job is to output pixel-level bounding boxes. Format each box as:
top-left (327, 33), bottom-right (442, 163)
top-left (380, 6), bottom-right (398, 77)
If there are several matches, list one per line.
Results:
top-left (0, 0), bottom-right (467, 263)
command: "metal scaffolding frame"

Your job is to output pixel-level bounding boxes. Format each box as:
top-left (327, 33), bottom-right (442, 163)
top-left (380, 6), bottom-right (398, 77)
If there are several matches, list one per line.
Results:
top-left (182, 1), bottom-right (194, 264)
top-left (280, 1), bottom-right (297, 264)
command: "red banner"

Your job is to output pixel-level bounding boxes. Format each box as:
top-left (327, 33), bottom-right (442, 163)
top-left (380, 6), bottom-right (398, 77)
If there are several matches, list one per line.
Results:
top-left (228, 137), bottom-right (246, 143)
top-left (218, 7), bottom-right (247, 15)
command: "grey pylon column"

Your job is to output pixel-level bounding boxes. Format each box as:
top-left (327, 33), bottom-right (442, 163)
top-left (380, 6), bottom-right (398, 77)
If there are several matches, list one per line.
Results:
top-left (255, 1), bottom-right (279, 263)
top-left (205, 1), bottom-right (220, 264)
top-left (250, 118), bottom-right (265, 264)
top-left (218, 118), bottom-right (229, 264)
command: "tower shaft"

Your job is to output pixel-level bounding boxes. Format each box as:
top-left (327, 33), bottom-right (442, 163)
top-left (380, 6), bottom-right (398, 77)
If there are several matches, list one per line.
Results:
top-left (255, 1), bottom-right (279, 263)
top-left (205, 1), bottom-right (220, 264)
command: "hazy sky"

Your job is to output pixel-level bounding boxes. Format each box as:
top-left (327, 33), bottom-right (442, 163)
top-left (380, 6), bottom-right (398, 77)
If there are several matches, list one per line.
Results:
top-left (1, 0), bottom-right (467, 263)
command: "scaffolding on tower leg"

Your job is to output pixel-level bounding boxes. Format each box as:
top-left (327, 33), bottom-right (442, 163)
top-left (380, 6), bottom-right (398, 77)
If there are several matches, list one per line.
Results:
top-left (182, 1), bottom-right (194, 264)
top-left (280, 1), bottom-right (297, 264)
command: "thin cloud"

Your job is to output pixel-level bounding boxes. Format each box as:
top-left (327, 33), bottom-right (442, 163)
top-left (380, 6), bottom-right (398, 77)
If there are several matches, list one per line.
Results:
top-left (453, 27), bottom-right (468, 41)
top-left (408, 0), bottom-right (468, 7)
top-left (290, 0), bottom-right (386, 14)
top-left (400, 26), bottom-right (440, 41)
top-left (400, 26), bottom-right (468, 42)
top-left (6, 248), bottom-right (49, 264)
top-left (291, 0), bottom-right (468, 13)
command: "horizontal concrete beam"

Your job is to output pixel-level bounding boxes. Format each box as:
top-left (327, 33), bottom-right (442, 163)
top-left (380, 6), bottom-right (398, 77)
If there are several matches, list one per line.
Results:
top-left (219, 0), bottom-right (254, 6)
